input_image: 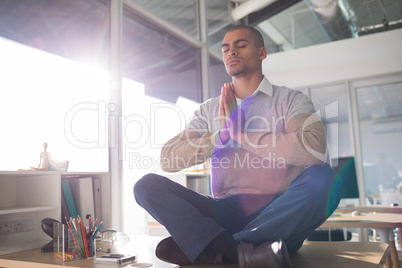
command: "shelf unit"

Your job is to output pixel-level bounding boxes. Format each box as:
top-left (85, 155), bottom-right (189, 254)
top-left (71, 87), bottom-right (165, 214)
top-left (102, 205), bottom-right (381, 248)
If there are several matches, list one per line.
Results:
top-left (0, 171), bottom-right (110, 255)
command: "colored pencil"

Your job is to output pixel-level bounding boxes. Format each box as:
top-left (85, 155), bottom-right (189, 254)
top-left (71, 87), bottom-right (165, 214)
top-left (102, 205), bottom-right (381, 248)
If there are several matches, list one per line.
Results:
top-left (92, 220), bottom-right (103, 238)
top-left (79, 217), bottom-right (89, 257)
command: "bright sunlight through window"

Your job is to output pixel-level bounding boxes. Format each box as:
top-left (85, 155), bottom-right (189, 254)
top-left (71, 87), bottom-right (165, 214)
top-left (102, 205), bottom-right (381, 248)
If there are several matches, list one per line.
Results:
top-left (0, 37), bottom-right (109, 171)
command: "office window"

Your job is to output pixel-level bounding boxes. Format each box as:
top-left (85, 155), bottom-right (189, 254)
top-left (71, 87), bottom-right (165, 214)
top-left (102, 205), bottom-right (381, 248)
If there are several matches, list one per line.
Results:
top-left (0, 0), bottom-right (109, 70)
top-left (309, 83), bottom-right (353, 161)
top-left (122, 7), bottom-right (202, 103)
top-left (206, 0), bottom-right (235, 55)
top-left (0, 37), bottom-right (109, 171)
top-left (0, 0), bottom-right (110, 171)
top-left (355, 77), bottom-right (402, 204)
top-left (122, 6), bottom-right (203, 236)
top-left (121, 77), bottom-right (201, 236)
top-left (126, 0), bottom-right (198, 40)
top-left (209, 56), bottom-right (231, 98)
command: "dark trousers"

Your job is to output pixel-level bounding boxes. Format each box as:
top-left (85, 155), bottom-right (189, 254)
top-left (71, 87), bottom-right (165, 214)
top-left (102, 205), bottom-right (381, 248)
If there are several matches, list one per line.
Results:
top-left (134, 164), bottom-right (342, 262)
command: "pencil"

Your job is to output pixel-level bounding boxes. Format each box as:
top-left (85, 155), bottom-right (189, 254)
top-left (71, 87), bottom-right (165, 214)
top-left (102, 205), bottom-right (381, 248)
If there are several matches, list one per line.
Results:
top-left (92, 218), bottom-right (98, 231)
top-left (83, 219), bottom-right (90, 258)
top-left (92, 220), bottom-right (103, 239)
top-left (89, 216), bottom-right (92, 235)
top-left (70, 217), bottom-right (85, 257)
top-left (89, 217), bottom-right (93, 256)
top-left (65, 216), bottom-right (71, 229)
top-left (67, 223), bottom-right (79, 250)
top-left (79, 217), bottom-right (89, 258)
top-left (54, 252), bottom-right (68, 260)
top-left (71, 217), bottom-right (78, 231)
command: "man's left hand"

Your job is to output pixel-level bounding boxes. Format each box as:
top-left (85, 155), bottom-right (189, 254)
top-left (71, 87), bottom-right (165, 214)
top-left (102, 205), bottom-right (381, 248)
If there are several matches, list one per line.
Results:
top-left (221, 83), bottom-right (245, 144)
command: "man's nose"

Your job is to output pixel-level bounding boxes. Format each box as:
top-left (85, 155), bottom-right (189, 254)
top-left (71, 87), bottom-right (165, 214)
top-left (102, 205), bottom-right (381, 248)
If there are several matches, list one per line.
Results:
top-left (228, 49), bottom-right (237, 56)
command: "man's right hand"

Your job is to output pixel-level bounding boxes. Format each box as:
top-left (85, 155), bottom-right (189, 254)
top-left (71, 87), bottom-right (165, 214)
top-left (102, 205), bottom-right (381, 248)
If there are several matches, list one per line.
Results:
top-left (219, 83), bottom-right (237, 144)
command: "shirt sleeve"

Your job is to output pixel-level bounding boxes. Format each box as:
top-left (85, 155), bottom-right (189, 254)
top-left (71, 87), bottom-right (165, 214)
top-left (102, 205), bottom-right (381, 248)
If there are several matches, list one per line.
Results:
top-left (241, 90), bottom-right (327, 167)
top-left (160, 101), bottom-right (217, 172)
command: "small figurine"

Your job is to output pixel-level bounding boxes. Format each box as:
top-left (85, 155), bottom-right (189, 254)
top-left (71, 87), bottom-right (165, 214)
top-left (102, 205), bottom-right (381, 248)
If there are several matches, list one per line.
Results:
top-left (19, 142), bottom-right (69, 171)
top-left (30, 142), bottom-right (52, 171)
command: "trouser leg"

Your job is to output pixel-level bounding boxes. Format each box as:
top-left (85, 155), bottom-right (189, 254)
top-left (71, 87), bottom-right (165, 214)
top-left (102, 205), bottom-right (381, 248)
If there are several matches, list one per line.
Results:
top-left (134, 173), bottom-right (249, 262)
top-left (233, 164), bottom-right (342, 253)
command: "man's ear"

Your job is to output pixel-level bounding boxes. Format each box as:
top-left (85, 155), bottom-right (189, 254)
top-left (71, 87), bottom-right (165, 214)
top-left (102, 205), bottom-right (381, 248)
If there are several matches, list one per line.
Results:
top-left (259, 47), bottom-right (267, 60)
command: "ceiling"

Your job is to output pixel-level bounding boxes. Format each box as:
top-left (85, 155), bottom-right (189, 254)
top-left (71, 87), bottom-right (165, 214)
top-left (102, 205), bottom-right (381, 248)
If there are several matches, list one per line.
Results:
top-left (125, 0), bottom-right (402, 121)
top-left (1, 0), bottom-right (400, 63)
top-left (0, 0), bottom-right (401, 120)
top-left (127, 0), bottom-right (402, 53)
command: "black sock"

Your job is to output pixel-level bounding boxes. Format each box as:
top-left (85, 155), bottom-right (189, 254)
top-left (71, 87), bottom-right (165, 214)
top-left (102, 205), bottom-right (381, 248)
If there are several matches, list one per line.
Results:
top-left (207, 231), bottom-right (239, 263)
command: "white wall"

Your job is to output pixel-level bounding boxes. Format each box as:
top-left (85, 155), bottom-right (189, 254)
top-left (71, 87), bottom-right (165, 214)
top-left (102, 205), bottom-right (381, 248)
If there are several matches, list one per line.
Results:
top-left (263, 29), bottom-right (402, 88)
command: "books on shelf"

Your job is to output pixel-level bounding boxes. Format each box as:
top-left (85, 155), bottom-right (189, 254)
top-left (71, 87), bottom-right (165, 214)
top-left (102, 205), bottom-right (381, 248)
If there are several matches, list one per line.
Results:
top-left (61, 177), bottom-right (101, 222)
top-left (61, 179), bottom-right (78, 219)
top-left (69, 177), bottom-right (95, 222)
top-left (60, 189), bottom-right (70, 224)
top-left (93, 178), bottom-right (102, 222)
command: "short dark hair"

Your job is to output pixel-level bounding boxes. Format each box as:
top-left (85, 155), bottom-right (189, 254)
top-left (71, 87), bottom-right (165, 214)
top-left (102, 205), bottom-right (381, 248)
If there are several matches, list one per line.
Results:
top-left (226, 25), bottom-right (264, 48)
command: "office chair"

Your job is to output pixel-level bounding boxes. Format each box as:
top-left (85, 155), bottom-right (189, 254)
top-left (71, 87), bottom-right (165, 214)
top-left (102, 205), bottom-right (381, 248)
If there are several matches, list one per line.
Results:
top-left (308, 156), bottom-right (357, 242)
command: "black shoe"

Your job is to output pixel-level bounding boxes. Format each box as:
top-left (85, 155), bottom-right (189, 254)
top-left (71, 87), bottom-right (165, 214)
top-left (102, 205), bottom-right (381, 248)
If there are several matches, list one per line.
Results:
top-left (155, 237), bottom-right (193, 265)
top-left (155, 236), bottom-right (224, 266)
top-left (238, 239), bottom-right (292, 268)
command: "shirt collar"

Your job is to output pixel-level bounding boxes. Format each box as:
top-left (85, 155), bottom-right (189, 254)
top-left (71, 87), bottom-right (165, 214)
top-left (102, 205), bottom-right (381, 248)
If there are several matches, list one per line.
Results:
top-left (254, 76), bottom-right (273, 97)
top-left (236, 76), bottom-right (273, 104)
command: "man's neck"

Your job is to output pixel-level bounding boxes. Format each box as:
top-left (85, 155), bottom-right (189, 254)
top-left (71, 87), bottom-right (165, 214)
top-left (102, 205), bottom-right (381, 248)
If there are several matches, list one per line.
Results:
top-left (232, 73), bottom-right (264, 100)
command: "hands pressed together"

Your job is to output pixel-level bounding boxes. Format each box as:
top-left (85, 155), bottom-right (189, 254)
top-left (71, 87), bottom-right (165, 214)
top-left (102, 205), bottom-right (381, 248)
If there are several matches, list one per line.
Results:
top-left (219, 83), bottom-right (245, 145)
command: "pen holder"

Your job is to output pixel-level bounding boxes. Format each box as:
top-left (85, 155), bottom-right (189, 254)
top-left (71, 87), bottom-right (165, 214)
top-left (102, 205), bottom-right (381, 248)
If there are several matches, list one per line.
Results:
top-left (53, 222), bottom-right (90, 261)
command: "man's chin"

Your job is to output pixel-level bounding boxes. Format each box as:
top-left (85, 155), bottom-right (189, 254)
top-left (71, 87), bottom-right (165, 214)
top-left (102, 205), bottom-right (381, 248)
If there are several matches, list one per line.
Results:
top-left (227, 69), bottom-right (244, 77)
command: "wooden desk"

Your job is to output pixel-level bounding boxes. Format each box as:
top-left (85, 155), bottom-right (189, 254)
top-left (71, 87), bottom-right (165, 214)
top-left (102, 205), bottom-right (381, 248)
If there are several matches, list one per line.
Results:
top-left (336, 204), bottom-right (402, 249)
top-left (177, 241), bottom-right (390, 268)
top-left (290, 241), bottom-right (389, 268)
top-left (0, 237), bottom-right (390, 268)
top-left (0, 236), bottom-right (176, 268)
top-left (336, 204), bottom-right (402, 213)
top-left (322, 212), bottom-right (402, 268)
